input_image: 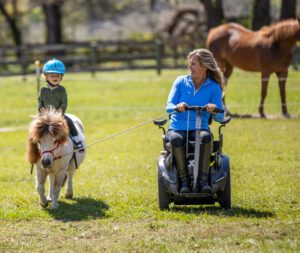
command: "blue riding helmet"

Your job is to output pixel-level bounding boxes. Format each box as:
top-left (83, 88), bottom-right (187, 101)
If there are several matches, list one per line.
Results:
top-left (43, 58), bottom-right (65, 74)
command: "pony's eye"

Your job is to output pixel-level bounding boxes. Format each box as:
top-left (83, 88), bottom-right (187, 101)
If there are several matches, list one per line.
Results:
top-left (54, 140), bottom-right (58, 145)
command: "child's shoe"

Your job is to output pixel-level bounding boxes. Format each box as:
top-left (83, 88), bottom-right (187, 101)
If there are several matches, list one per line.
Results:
top-left (74, 141), bottom-right (85, 153)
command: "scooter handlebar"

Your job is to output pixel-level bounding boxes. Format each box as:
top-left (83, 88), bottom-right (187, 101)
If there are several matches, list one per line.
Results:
top-left (176, 106), bottom-right (224, 113)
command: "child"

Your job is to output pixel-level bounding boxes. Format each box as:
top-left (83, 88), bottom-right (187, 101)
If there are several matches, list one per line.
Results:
top-left (38, 58), bottom-right (84, 152)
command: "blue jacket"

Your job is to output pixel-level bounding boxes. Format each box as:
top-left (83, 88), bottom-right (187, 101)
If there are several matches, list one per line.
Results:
top-left (166, 75), bottom-right (224, 131)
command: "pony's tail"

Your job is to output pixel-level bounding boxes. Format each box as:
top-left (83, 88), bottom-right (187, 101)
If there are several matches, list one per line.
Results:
top-left (26, 137), bottom-right (40, 165)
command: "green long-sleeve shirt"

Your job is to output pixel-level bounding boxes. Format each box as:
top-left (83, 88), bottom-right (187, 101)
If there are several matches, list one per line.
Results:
top-left (37, 85), bottom-right (68, 113)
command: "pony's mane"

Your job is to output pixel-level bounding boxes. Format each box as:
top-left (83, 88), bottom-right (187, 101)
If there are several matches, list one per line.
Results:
top-left (29, 110), bottom-right (69, 143)
top-left (27, 110), bottom-right (69, 164)
top-left (260, 19), bottom-right (299, 42)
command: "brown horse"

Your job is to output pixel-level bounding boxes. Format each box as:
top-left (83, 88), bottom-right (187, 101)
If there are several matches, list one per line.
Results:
top-left (206, 18), bottom-right (300, 118)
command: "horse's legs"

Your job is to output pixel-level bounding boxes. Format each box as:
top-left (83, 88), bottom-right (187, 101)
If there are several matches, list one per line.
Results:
top-left (276, 70), bottom-right (290, 118)
top-left (35, 169), bottom-right (48, 207)
top-left (221, 61), bottom-right (233, 116)
top-left (259, 73), bottom-right (271, 118)
top-left (50, 172), bottom-right (65, 209)
top-left (47, 174), bottom-right (55, 202)
top-left (65, 164), bottom-right (76, 199)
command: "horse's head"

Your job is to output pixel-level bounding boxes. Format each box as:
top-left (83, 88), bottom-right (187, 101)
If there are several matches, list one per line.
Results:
top-left (27, 110), bottom-right (69, 168)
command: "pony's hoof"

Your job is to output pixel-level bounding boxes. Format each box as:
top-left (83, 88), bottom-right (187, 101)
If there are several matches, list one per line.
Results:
top-left (40, 200), bottom-right (48, 208)
top-left (65, 193), bottom-right (73, 199)
top-left (283, 113), bottom-right (291, 118)
top-left (47, 197), bottom-right (53, 202)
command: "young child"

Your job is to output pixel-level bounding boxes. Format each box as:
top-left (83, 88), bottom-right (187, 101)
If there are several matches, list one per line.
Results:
top-left (38, 58), bottom-right (84, 152)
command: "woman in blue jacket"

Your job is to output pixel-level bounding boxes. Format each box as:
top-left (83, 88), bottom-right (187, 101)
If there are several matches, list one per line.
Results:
top-left (166, 49), bottom-right (224, 193)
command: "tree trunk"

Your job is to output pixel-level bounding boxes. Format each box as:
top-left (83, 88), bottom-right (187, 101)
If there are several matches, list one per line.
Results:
top-left (200, 0), bottom-right (223, 30)
top-left (280, 0), bottom-right (296, 20)
top-left (42, 1), bottom-right (63, 44)
top-left (252, 0), bottom-right (270, 31)
top-left (0, 2), bottom-right (21, 46)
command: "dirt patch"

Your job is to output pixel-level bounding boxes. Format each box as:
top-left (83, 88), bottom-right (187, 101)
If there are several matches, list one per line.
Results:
top-left (0, 126), bottom-right (27, 133)
top-left (230, 114), bottom-right (300, 119)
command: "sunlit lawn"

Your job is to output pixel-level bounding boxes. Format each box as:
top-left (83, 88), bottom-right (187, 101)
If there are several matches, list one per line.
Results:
top-left (0, 69), bottom-right (299, 252)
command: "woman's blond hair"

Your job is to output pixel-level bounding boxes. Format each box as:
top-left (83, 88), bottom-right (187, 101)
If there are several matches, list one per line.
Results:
top-left (188, 48), bottom-right (224, 92)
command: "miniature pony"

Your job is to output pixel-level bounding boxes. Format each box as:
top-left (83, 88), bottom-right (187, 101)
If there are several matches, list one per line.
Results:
top-left (27, 110), bottom-right (86, 209)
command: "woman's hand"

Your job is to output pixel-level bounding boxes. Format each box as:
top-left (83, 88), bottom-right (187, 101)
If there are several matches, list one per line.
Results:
top-left (205, 103), bottom-right (217, 114)
top-left (176, 102), bottom-right (188, 112)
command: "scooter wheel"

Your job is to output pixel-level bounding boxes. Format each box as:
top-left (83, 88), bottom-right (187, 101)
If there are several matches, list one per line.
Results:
top-left (217, 169), bottom-right (231, 209)
top-left (158, 167), bottom-right (170, 210)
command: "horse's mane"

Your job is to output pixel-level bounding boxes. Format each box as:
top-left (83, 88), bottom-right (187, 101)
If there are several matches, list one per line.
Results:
top-left (259, 19), bottom-right (299, 42)
top-left (26, 110), bottom-right (69, 164)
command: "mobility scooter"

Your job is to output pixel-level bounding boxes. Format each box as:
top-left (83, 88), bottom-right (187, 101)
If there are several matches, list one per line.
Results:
top-left (153, 106), bottom-right (231, 210)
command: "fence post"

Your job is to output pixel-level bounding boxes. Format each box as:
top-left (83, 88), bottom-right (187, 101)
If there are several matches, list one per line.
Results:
top-left (35, 60), bottom-right (41, 94)
top-left (155, 39), bottom-right (162, 75)
top-left (90, 41), bottom-right (97, 77)
top-left (20, 45), bottom-right (27, 81)
top-left (173, 44), bottom-right (178, 67)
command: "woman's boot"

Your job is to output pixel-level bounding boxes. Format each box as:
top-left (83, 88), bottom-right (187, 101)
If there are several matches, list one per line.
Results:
top-left (171, 146), bottom-right (191, 193)
top-left (198, 142), bottom-right (212, 193)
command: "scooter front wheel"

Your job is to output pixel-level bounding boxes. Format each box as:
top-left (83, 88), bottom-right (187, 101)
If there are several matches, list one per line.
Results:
top-left (217, 169), bottom-right (231, 209)
top-left (158, 167), bottom-right (170, 210)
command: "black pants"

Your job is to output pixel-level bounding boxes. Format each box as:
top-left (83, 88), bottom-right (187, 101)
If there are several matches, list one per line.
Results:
top-left (166, 129), bottom-right (212, 148)
top-left (64, 114), bottom-right (78, 137)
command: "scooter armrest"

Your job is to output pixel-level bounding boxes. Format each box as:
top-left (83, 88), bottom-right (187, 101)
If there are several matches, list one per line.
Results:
top-left (153, 119), bottom-right (168, 127)
top-left (220, 116), bottom-right (231, 125)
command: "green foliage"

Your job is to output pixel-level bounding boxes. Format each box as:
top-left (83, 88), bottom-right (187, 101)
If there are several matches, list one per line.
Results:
top-left (0, 69), bottom-right (299, 252)
top-left (29, 6), bottom-right (43, 22)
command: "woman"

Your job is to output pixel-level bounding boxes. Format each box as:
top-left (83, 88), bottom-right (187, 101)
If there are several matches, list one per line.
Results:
top-left (166, 49), bottom-right (224, 193)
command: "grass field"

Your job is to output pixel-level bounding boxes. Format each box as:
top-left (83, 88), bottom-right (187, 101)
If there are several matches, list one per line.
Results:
top-left (0, 69), bottom-right (299, 252)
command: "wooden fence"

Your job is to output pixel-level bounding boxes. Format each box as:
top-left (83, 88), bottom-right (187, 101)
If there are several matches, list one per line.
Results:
top-left (0, 39), bottom-right (299, 77)
top-left (0, 39), bottom-right (206, 77)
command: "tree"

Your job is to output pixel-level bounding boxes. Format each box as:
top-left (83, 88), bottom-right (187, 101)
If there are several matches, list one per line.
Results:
top-left (163, 8), bottom-right (201, 37)
top-left (199, 0), bottom-right (223, 30)
top-left (280, 0), bottom-right (296, 20)
top-left (252, 0), bottom-right (270, 30)
top-left (42, 0), bottom-right (63, 44)
top-left (0, 0), bottom-right (22, 46)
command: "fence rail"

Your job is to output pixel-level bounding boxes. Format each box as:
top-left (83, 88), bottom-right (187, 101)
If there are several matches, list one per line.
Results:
top-left (0, 39), bottom-right (299, 77)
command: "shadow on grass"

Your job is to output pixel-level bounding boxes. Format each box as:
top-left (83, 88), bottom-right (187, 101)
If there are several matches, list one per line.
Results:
top-left (45, 197), bottom-right (109, 221)
top-left (171, 205), bottom-right (274, 218)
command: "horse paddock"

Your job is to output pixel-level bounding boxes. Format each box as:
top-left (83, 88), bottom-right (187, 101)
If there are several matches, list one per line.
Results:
top-left (0, 70), bottom-right (299, 252)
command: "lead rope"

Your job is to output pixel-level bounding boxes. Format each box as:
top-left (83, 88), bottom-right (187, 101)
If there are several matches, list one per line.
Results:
top-left (59, 111), bottom-right (177, 159)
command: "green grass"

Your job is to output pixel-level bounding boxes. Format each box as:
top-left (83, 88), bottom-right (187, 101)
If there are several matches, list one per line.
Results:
top-left (0, 69), bottom-right (299, 252)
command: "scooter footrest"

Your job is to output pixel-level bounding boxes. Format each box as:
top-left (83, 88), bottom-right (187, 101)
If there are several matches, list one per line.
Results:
top-left (178, 192), bottom-right (212, 198)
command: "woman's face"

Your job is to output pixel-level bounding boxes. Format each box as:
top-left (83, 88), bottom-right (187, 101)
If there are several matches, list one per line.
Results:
top-left (188, 55), bottom-right (207, 79)
top-left (45, 73), bottom-right (63, 86)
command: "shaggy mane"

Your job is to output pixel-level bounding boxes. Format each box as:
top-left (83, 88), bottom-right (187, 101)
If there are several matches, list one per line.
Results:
top-left (26, 110), bottom-right (69, 165)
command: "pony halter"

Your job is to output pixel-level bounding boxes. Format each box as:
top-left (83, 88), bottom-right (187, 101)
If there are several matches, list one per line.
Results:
top-left (40, 139), bottom-right (62, 160)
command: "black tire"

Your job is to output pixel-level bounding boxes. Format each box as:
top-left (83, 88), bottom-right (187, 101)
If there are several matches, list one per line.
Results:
top-left (218, 169), bottom-right (231, 209)
top-left (158, 167), bottom-right (170, 210)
